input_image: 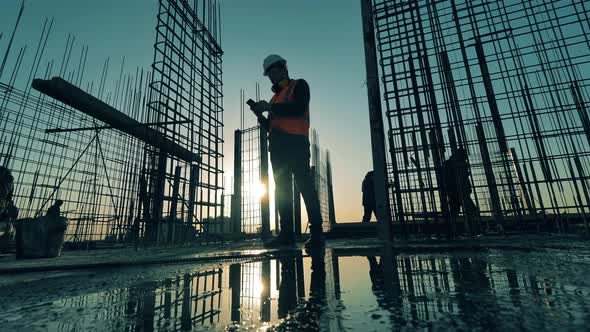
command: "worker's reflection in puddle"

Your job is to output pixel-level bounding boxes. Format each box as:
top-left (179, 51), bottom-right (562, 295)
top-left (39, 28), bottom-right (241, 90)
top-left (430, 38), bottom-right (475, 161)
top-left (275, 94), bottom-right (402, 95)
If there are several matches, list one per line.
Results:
top-left (367, 246), bottom-right (405, 329)
top-left (272, 248), bottom-right (326, 331)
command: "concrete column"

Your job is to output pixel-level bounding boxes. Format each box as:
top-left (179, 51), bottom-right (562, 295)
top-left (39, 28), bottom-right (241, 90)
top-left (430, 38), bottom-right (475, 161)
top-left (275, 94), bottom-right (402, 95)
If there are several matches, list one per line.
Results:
top-left (261, 260), bottom-right (271, 322)
top-left (229, 264), bottom-right (241, 322)
top-left (326, 153), bottom-right (337, 227)
top-left (232, 130), bottom-right (242, 234)
top-left (360, 0), bottom-right (393, 241)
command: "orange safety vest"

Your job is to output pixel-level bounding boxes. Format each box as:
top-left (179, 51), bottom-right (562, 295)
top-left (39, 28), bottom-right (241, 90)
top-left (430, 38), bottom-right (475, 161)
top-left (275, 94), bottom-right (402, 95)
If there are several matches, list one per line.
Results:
top-left (269, 80), bottom-right (310, 137)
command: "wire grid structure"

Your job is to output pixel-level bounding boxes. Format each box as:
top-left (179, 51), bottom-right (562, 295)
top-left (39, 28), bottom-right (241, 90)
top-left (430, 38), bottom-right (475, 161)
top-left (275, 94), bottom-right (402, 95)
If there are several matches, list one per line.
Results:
top-left (370, 0), bottom-right (590, 235)
top-left (0, 0), bottom-right (223, 245)
top-left (204, 191), bottom-right (232, 233)
top-left (311, 129), bottom-right (335, 232)
top-left (0, 19), bottom-right (150, 243)
top-left (55, 268), bottom-right (223, 330)
top-left (238, 261), bottom-right (273, 323)
top-left (238, 125), bottom-right (335, 234)
top-left (142, 0), bottom-right (224, 243)
top-left (240, 126), bottom-right (263, 234)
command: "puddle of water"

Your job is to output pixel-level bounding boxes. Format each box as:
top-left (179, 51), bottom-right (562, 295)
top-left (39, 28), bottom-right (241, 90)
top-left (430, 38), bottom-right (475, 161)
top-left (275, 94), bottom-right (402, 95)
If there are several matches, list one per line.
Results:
top-left (1, 248), bottom-right (589, 331)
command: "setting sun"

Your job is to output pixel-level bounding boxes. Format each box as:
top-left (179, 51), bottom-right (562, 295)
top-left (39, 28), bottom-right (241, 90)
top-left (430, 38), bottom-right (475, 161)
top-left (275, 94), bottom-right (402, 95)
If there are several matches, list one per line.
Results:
top-left (251, 182), bottom-right (266, 200)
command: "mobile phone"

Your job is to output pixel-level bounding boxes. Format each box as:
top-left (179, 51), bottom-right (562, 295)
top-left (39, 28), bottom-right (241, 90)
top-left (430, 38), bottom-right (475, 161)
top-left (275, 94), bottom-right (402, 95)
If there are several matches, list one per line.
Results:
top-left (246, 99), bottom-right (255, 107)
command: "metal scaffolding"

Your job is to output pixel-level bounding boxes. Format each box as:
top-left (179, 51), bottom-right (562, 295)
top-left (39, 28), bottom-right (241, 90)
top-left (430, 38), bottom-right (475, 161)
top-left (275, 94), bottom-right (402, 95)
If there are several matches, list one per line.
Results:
top-left (234, 124), bottom-right (335, 235)
top-left (369, 0), bottom-right (590, 236)
top-left (0, 0), bottom-right (224, 245)
top-left (240, 126), bottom-right (264, 234)
top-left (142, 0), bottom-right (224, 243)
top-left (311, 129), bottom-right (336, 232)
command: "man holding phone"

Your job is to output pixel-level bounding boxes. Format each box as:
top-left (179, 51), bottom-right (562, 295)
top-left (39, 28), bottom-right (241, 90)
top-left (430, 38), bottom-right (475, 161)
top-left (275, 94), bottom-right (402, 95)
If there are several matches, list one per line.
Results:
top-left (249, 54), bottom-right (324, 250)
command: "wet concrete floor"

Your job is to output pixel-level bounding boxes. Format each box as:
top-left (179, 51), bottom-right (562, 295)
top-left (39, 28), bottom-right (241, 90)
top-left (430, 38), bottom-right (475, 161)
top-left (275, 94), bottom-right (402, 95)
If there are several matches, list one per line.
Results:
top-left (1, 243), bottom-right (589, 331)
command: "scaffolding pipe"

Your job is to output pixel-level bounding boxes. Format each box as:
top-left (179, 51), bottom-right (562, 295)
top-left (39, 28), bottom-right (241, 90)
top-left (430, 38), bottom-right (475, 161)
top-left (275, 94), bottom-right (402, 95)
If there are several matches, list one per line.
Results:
top-left (32, 77), bottom-right (200, 163)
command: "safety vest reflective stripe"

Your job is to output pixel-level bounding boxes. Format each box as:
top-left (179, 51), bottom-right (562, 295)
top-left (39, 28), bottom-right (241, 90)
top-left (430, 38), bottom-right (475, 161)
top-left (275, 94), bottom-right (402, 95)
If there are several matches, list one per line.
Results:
top-left (270, 80), bottom-right (310, 137)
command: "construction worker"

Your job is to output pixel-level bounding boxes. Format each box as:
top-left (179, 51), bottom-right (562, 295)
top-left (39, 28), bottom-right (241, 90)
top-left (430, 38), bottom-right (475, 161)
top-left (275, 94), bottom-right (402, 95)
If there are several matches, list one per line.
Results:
top-left (46, 199), bottom-right (63, 218)
top-left (0, 167), bottom-right (15, 236)
top-left (5, 199), bottom-right (18, 232)
top-left (249, 54), bottom-right (324, 250)
top-left (442, 149), bottom-right (478, 217)
top-left (0, 166), bottom-right (14, 215)
top-left (361, 171), bottom-right (376, 222)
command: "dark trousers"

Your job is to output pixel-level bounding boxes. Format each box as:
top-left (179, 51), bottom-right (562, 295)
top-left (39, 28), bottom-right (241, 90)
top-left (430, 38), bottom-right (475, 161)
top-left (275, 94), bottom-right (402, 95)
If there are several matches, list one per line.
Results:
top-left (271, 138), bottom-right (323, 237)
top-left (449, 196), bottom-right (478, 217)
top-left (278, 256), bottom-right (297, 318)
top-left (362, 206), bottom-right (375, 223)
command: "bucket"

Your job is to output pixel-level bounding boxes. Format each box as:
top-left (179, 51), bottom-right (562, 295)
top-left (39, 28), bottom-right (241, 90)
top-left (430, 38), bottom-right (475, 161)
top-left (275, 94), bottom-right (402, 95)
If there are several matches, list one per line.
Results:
top-left (15, 216), bottom-right (68, 259)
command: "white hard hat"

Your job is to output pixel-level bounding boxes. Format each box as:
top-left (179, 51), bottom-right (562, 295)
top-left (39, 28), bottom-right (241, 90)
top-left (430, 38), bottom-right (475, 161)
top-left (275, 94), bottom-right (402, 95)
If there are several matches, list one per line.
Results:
top-left (263, 54), bottom-right (286, 76)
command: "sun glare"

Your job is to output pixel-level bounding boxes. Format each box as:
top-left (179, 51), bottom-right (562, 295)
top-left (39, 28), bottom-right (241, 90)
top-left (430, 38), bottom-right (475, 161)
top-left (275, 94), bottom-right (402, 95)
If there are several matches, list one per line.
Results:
top-left (251, 181), bottom-right (266, 199)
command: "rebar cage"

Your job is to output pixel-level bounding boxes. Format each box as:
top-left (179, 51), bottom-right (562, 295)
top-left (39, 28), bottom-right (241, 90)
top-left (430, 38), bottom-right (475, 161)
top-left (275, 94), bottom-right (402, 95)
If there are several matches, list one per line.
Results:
top-left (0, 0), bottom-right (223, 245)
top-left (371, 0), bottom-right (590, 235)
top-left (240, 126), bottom-right (263, 234)
top-left (142, 0), bottom-right (224, 243)
top-left (237, 126), bottom-right (335, 235)
top-left (0, 20), bottom-right (151, 243)
top-left (311, 129), bottom-right (336, 232)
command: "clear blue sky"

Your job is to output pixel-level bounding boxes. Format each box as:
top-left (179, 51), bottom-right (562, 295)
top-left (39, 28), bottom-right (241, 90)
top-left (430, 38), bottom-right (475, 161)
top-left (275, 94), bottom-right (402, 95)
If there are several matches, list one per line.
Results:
top-left (0, 0), bottom-right (375, 222)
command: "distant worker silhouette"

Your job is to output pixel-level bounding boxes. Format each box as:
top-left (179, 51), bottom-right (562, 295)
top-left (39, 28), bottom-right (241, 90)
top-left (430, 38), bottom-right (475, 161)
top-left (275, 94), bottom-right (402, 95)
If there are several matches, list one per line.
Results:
top-left (361, 171), bottom-right (376, 223)
top-left (5, 199), bottom-right (19, 224)
top-left (0, 199), bottom-right (18, 237)
top-left (0, 167), bottom-right (17, 235)
top-left (46, 199), bottom-right (63, 217)
top-left (0, 166), bottom-right (14, 214)
top-left (442, 149), bottom-right (478, 217)
top-left (249, 54), bottom-right (324, 251)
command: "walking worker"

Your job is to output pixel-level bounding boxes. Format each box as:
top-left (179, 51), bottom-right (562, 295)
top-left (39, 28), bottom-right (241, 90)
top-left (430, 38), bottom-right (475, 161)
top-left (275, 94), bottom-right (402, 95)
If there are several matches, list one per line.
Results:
top-left (0, 167), bottom-right (16, 234)
top-left (442, 149), bottom-right (478, 217)
top-left (46, 199), bottom-right (64, 218)
top-left (249, 54), bottom-right (324, 250)
top-left (361, 171), bottom-right (376, 222)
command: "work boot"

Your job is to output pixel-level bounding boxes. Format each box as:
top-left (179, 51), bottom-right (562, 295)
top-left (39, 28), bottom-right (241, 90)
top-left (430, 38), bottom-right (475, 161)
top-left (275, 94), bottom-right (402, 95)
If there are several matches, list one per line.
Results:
top-left (264, 234), bottom-right (295, 248)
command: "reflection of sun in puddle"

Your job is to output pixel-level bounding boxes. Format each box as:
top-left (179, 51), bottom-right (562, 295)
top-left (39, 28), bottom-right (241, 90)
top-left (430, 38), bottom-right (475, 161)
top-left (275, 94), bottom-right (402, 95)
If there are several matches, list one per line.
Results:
top-left (253, 281), bottom-right (265, 296)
